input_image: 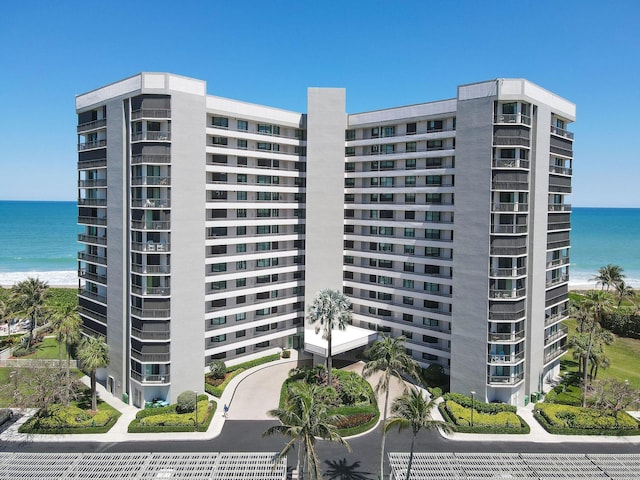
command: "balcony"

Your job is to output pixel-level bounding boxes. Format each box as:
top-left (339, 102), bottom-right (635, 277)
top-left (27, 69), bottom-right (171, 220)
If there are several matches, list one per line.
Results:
top-left (489, 267), bottom-right (527, 278)
top-left (488, 330), bottom-right (525, 342)
top-left (550, 125), bottom-right (574, 140)
top-left (78, 234), bottom-right (107, 246)
top-left (131, 109), bottom-right (171, 119)
top-left (130, 370), bottom-right (170, 384)
top-left (131, 328), bottom-right (171, 341)
top-left (77, 118), bottom-right (107, 132)
top-left (78, 158), bottom-right (107, 169)
top-left (549, 165), bottom-right (572, 175)
top-left (131, 306), bottom-right (170, 318)
top-left (131, 220), bottom-right (171, 231)
top-left (489, 310), bottom-right (526, 321)
top-left (544, 346), bottom-right (567, 364)
top-left (78, 251), bottom-right (107, 265)
top-left (131, 263), bottom-right (171, 274)
top-left (549, 204), bottom-right (572, 212)
top-left (493, 135), bottom-right (530, 147)
top-left (545, 325), bottom-right (569, 345)
top-left (131, 350), bottom-right (170, 363)
top-left (131, 154), bottom-right (171, 164)
top-left (546, 274), bottom-right (569, 288)
top-left (78, 289), bottom-right (107, 305)
top-left (545, 309), bottom-right (569, 326)
top-left (131, 132), bottom-right (171, 142)
top-left (494, 114), bottom-right (531, 126)
top-left (493, 159), bottom-right (530, 169)
top-left (131, 242), bottom-right (170, 253)
top-left (487, 372), bottom-right (524, 385)
top-left (79, 269), bottom-right (107, 285)
top-left (547, 257), bottom-right (570, 268)
top-left (78, 179), bottom-right (107, 188)
top-left (78, 198), bottom-right (107, 207)
top-left (131, 176), bottom-right (170, 186)
top-left (78, 139), bottom-right (107, 151)
top-left (489, 288), bottom-right (526, 299)
top-left (78, 306), bottom-right (106, 323)
top-left (131, 198), bottom-right (171, 208)
top-left (131, 285), bottom-right (171, 297)
top-left (491, 225), bottom-right (528, 234)
top-left (491, 203), bottom-right (528, 212)
top-left (490, 245), bottom-right (527, 256)
top-left (487, 351), bottom-right (525, 364)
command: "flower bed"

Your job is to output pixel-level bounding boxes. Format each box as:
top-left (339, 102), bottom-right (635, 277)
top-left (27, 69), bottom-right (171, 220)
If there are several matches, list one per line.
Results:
top-left (19, 402), bottom-right (120, 434)
top-left (534, 402), bottom-right (640, 435)
top-left (128, 396), bottom-right (215, 433)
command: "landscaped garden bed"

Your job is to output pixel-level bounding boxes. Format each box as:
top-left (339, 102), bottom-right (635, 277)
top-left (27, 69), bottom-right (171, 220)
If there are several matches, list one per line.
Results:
top-left (534, 402), bottom-right (640, 435)
top-left (279, 366), bottom-right (379, 436)
top-left (439, 392), bottom-right (529, 434)
top-left (204, 354), bottom-right (281, 397)
top-left (128, 394), bottom-right (215, 433)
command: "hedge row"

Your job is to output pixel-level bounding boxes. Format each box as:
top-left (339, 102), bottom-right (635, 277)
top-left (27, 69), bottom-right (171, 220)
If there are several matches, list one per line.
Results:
top-left (226, 353), bottom-right (281, 373)
top-left (442, 392), bottom-right (517, 413)
top-left (544, 385), bottom-right (582, 406)
top-left (438, 403), bottom-right (530, 434)
top-left (205, 369), bottom-right (244, 397)
top-left (128, 398), bottom-right (216, 433)
top-left (534, 403), bottom-right (640, 434)
top-left (444, 401), bottom-right (522, 428)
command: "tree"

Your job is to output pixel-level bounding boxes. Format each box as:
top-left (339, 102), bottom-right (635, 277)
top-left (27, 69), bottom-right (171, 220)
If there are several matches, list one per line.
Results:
top-left (55, 305), bottom-right (82, 382)
top-left (10, 365), bottom-right (81, 412)
top-left (614, 280), bottom-right (635, 308)
top-left (384, 387), bottom-right (451, 480)
top-left (263, 381), bottom-right (350, 480)
top-left (307, 289), bottom-right (352, 388)
top-left (590, 264), bottom-right (625, 292)
top-left (362, 335), bottom-right (419, 480)
top-left (0, 299), bottom-right (11, 335)
top-left (10, 277), bottom-right (50, 348)
top-left (77, 335), bottom-right (109, 411)
top-left (580, 290), bottom-right (614, 407)
top-left (587, 378), bottom-right (640, 420)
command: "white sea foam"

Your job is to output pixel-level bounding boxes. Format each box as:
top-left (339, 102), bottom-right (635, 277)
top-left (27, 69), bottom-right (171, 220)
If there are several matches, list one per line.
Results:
top-left (0, 270), bottom-right (78, 288)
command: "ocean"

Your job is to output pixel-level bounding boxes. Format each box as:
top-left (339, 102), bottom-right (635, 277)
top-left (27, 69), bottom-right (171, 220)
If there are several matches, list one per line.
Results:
top-left (0, 201), bottom-right (638, 288)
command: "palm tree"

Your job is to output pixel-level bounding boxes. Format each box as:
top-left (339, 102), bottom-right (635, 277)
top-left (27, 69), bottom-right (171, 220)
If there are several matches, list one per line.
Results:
top-left (0, 299), bottom-right (10, 335)
top-left (56, 306), bottom-right (82, 380)
top-left (613, 280), bottom-right (634, 307)
top-left (580, 290), bottom-right (613, 407)
top-left (307, 289), bottom-right (352, 388)
top-left (362, 334), bottom-right (419, 480)
top-left (590, 264), bottom-right (625, 291)
top-left (263, 382), bottom-right (350, 480)
top-left (77, 335), bottom-right (109, 411)
top-left (384, 387), bottom-right (451, 480)
top-left (10, 277), bottom-right (49, 348)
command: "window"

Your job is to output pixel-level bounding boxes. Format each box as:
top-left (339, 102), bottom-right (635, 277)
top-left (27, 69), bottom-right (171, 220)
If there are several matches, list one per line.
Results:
top-left (210, 334), bottom-right (226, 343)
top-left (425, 282), bottom-right (439, 292)
top-left (345, 162), bottom-right (355, 172)
top-left (381, 126), bottom-right (395, 137)
top-left (406, 158), bottom-right (416, 170)
top-left (237, 139), bottom-right (247, 149)
top-left (403, 313), bottom-right (414, 322)
top-left (502, 102), bottom-right (517, 115)
top-left (257, 208), bottom-right (272, 217)
top-left (425, 247), bottom-right (440, 257)
top-left (377, 276), bottom-right (393, 285)
top-left (379, 226), bottom-right (394, 236)
top-left (406, 123), bottom-right (417, 135)
top-left (426, 175), bottom-right (442, 185)
top-left (404, 262), bottom-right (415, 272)
top-left (212, 117), bottom-right (228, 128)
top-left (405, 176), bottom-right (416, 186)
top-left (425, 229), bottom-right (440, 239)
top-left (257, 225), bottom-right (271, 234)
top-left (380, 193), bottom-right (394, 202)
top-left (236, 312), bottom-right (246, 321)
top-left (237, 174), bottom-right (247, 183)
top-left (405, 211), bottom-right (415, 220)
top-left (236, 209), bottom-right (247, 218)
top-left (426, 193), bottom-right (442, 204)
top-left (236, 260), bottom-right (247, 270)
top-left (256, 341), bottom-right (270, 348)
top-left (258, 124), bottom-right (279, 135)
top-left (236, 244), bottom-right (246, 253)
top-left (422, 353), bottom-right (438, 361)
top-left (423, 317), bottom-right (439, 327)
top-left (406, 142), bottom-right (416, 153)
top-left (379, 259), bottom-right (393, 269)
top-left (380, 177), bottom-right (394, 187)
top-left (404, 244), bottom-right (415, 254)
top-left (236, 191), bottom-right (247, 201)
top-left (236, 295), bottom-right (246, 304)
top-left (237, 119), bottom-right (248, 131)
top-left (237, 156), bottom-right (247, 166)
top-left (211, 263), bottom-right (227, 273)
top-left (380, 144), bottom-right (395, 154)
top-left (405, 193), bottom-right (416, 203)
top-left (345, 146), bottom-right (355, 157)
top-left (257, 242), bottom-right (271, 251)
top-left (210, 316), bottom-right (226, 325)
top-left (427, 140), bottom-right (443, 150)
top-left (426, 157), bottom-right (443, 168)
top-left (380, 243), bottom-right (393, 252)
top-left (212, 136), bottom-right (228, 146)
top-left (256, 325), bottom-right (269, 332)
top-left (404, 228), bottom-right (415, 238)
top-left (371, 127), bottom-right (380, 138)
top-left (236, 226), bottom-right (246, 235)
top-left (211, 281), bottom-right (227, 290)
top-left (427, 120), bottom-right (443, 132)
top-left (426, 211), bottom-right (441, 222)
top-left (423, 335), bottom-right (438, 344)
top-left (236, 278), bottom-right (246, 287)
top-left (236, 347), bottom-right (246, 354)
top-left (403, 296), bottom-right (414, 305)
top-left (345, 129), bottom-right (356, 141)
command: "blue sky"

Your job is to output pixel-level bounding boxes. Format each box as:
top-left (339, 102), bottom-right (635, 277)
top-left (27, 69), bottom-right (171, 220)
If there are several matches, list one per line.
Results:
top-left (1, 0), bottom-right (638, 206)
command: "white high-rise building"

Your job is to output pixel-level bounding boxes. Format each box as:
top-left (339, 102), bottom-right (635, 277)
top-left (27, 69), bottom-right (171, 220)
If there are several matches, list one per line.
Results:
top-left (77, 73), bottom-right (574, 407)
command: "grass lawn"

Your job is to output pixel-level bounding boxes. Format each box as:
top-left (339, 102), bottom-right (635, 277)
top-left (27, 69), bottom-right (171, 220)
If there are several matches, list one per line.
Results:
top-left (562, 318), bottom-right (640, 389)
top-left (22, 336), bottom-right (68, 360)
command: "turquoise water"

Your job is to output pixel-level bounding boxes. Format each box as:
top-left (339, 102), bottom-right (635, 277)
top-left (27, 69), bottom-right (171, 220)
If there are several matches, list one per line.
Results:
top-left (0, 201), bottom-right (638, 287)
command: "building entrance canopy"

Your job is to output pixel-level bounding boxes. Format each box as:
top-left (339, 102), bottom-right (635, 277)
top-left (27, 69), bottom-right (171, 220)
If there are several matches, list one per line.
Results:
top-left (303, 325), bottom-right (377, 357)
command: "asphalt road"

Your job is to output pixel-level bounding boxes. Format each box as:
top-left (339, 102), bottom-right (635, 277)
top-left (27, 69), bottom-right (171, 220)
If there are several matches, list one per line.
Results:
top-left (4, 420), bottom-right (639, 479)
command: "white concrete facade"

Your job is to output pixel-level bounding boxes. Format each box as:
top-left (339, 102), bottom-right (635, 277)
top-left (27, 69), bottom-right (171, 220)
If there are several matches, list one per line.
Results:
top-left (77, 74), bottom-right (574, 406)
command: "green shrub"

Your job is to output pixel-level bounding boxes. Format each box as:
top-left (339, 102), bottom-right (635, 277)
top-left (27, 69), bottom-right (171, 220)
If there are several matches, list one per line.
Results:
top-left (545, 385), bottom-right (582, 406)
top-left (281, 349), bottom-right (291, 358)
top-left (176, 391), bottom-right (197, 413)
top-left (443, 392), bottom-right (517, 413)
top-left (209, 360), bottom-right (227, 379)
top-left (226, 353), bottom-right (280, 373)
top-left (19, 402), bottom-right (120, 434)
top-left (129, 398), bottom-right (214, 433)
top-left (445, 400), bottom-right (521, 428)
top-left (535, 403), bottom-right (639, 432)
top-left (205, 368), bottom-right (244, 397)
top-left (428, 387), bottom-right (443, 399)
top-left (335, 370), bottom-right (372, 405)
top-left (438, 403), bottom-right (529, 434)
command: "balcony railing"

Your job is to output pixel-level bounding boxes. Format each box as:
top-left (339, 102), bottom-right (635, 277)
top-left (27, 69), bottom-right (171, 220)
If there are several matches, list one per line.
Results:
top-left (546, 274), bottom-right (569, 288)
top-left (78, 158), bottom-right (107, 169)
top-left (131, 285), bottom-right (171, 297)
top-left (131, 328), bottom-right (171, 341)
top-left (78, 198), bottom-right (107, 207)
top-left (131, 220), bottom-right (171, 231)
top-left (78, 179), bottom-right (107, 188)
top-left (545, 309), bottom-right (569, 326)
top-left (544, 346), bottom-right (567, 364)
top-left (130, 370), bottom-right (170, 384)
top-left (78, 139), bottom-right (107, 151)
top-left (131, 198), bottom-right (171, 208)
top-left (490, 267), bottom-right (527, 277)
top-left (545, 325), bottom-right (569, 345)
top-left (131, 176), bottom-right (170, 186)
top-left (78, 270), bottom-right (107, 285)
top-left (78, 308), bottom-right (106, 325)
top-left (493, 136), bottom-right (530, 147)
top-left (550, 125), bottom-right (574, 139)
top-left (489, 288), bottom-right (526, 299)
top-left (131, 263), bottom-right (171, 274)
top-left (77, 118), bottom-right (107, 132)
top-left (131, 132), bottom-right (171, 142)
top-left (493, 159), bottom-right (530, 169)
top-left (131, 154), bottom-right (171, 164)
top-left (549, 204), bottom-right (572, 212)
top-left (131, 350), bottom-right (170, 363)
top-left (131, 306), bottom-right (170, 318)
top-left (490, 245), bottom-right (527, 256)
top-left (78, 251), bottom-right (107, 265)
top-left (488, 330), bottom-right (525, 342)
top-left (494, 114), bottom-right (531, 125)
top-left (549, 165), bottom-right (572, 175)
top-left (492, 182), bottom-right (530, 191)
top-left (487, 351), bottom-right (525, 364)
top-left (131, 109), bottom-right (171, 119)
top-left (78, 234), bottom-right (107, 245)
top-left (131, 242), bottom-right (170, 253)
top-left (487, 372), bottom-right (524, 385)
top-left (77, 289), bottom-right (107, 304)
top-left (491, 225), bottom-right (528, 234)
top-left (489, 310), bottom-right (526, 321)
top-left (491, 203), bottom-right (528, 212)
top-left (547, 257), bottom-right (570, 268)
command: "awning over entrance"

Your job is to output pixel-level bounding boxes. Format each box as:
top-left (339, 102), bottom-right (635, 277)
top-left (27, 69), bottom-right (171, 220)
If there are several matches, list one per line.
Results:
top-left (303, 325), bottom-right (378, 357)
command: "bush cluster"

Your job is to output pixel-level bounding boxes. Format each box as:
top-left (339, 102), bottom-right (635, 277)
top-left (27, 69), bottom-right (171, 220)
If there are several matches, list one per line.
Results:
top-left (226, 354), bottom-right (281, 373)
top-left (333, 412), bottom-right (376, 429)
top-left (544, 385), bottom-right (582, 406)
top-left (443, 392), bottom-right (517, 413)
top-left (601, 310), bottom-right (640, 339)
top-left (444, 400), bottom-right (521, 428)
top-left (535, 403), bottom-right (639, 431)
top-left (20, 404), bottom-right (117, 433)
top-left (130, 398), bottom-right (214, 433)
top-left (204, 369), bottom-right (243, 397)
top-left (438, 403), bottom-right (529, 434)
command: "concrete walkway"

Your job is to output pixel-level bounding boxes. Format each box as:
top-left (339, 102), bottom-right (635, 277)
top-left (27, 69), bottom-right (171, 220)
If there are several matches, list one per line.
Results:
top-left (2, 350), bottom-right (640, 445)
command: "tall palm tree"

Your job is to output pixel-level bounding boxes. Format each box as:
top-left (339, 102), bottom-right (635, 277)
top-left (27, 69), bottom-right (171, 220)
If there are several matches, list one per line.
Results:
top-left (10, 277), bottom-right (49, 348)
top-left (590, 264), bottom-right (625, 291)
top-left (307, 289), bottom-right (352, 388)
top-left (56, 306), bottom-right (82, 380)
top-left (263, 382), bottom-right (350, 480)
top-left (77, 335), bottom-right (109, 411)
top-left (613, 280), bottom-right (634, 307)
top-left (362, 334), bottom-right (419, 480)
top-left (580, 290), bottom-right (613, 407)
top-left (0, 299), bottom-right (10, 335)
top-left (384, 387), bottom-right (450, 480)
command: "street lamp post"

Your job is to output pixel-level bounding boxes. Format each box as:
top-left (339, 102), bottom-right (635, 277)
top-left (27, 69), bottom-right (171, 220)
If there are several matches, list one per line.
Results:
top-left (470, 391), bottom-right (476, 427)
